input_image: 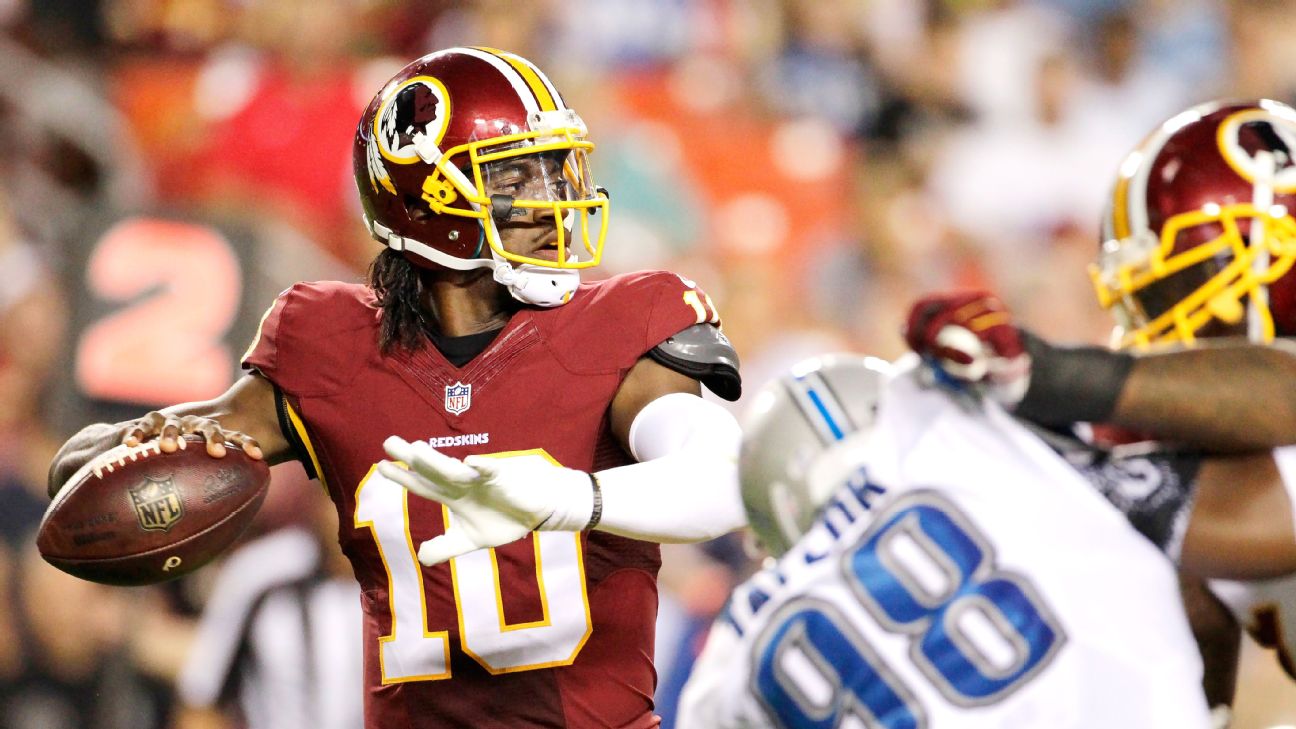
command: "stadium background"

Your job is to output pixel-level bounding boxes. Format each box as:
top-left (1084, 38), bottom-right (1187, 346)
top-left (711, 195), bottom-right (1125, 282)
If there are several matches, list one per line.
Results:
top-left (1, 0), bottom-right (1294, 726)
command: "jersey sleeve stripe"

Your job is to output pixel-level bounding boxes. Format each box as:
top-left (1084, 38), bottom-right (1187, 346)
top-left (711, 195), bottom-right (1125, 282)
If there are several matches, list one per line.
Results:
top-left (284, 398), bottom-right (331, 495)
top-left (274, 388), bottom-right (318, 482)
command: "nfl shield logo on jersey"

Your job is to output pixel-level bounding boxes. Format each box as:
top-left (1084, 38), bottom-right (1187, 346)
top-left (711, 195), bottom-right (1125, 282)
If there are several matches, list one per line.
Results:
top-left (445, 381), bottom-right (472, 415)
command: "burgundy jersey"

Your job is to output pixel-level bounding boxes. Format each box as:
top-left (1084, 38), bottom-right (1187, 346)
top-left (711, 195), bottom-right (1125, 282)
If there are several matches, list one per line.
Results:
top-left (243, 271), bottom-right (722, 728)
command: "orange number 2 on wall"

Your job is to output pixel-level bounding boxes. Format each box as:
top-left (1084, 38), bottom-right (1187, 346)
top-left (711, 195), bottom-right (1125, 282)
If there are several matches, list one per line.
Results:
top-left (75, 218), bottom-right (242, 405)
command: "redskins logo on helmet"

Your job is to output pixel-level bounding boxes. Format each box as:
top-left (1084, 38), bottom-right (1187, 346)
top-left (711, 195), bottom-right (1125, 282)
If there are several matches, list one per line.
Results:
top-left (352, 47), bottom-right (610, 307)
top-left (365, 77), bottom-right (452, 196)
top-left (375, 77), bottom-right (450, 163)
top-left (1092, 99), bottom-right (1296, 347)
top-left (1218, 107), bottom-right (1296, 191)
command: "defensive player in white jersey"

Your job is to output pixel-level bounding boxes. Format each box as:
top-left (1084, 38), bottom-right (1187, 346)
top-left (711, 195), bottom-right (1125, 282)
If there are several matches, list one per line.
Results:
top-left (678, 292), bottom-right (1296, 727)
top-left (678, 354), bottom-right (1211, 728)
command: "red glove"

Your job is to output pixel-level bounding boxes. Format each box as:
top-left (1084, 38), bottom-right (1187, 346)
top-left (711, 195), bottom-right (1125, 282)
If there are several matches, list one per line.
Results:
top-left (903, 290), bottom-right (1031, 407)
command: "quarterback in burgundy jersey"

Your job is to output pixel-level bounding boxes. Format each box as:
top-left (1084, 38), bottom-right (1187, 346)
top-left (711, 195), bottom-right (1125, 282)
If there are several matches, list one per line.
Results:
top-left (242, 272), bottom-right (727, 726)
top-left (48, 48), bottom-right (747, 728)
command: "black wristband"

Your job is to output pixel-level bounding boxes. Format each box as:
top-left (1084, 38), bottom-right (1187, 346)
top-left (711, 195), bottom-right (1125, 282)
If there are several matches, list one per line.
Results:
top-left (584, 473), bottom-right (603, 531)
top-left (1014, 329), bottom-right (1135, 427)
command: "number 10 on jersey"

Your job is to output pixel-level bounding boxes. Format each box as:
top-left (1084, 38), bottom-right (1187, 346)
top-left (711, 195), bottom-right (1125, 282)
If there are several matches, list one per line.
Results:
top-left (354, 452), bottom-right (592, 681)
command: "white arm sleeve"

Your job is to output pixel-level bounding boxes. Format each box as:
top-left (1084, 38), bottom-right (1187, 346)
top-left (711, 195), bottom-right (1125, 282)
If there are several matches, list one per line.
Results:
top-left (591, 392), bottom-right (745, 543)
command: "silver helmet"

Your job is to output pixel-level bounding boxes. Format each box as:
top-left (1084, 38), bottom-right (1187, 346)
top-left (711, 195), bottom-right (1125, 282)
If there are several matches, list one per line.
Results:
top-left (739, 353), bottom-right (892, 557)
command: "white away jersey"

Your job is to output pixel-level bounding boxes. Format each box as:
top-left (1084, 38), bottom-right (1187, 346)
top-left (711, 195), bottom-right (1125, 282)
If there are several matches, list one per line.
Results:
top-left (678, 369), bottom-right (1210, 729)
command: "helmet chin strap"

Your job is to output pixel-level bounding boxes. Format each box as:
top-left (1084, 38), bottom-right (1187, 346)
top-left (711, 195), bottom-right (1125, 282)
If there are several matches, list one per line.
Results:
top-left (489, 255), bottom-right (583, 306)
top-left (491, 256), bottom-right (580, 307)
top-left (484, 219), bottom-right (581, 307)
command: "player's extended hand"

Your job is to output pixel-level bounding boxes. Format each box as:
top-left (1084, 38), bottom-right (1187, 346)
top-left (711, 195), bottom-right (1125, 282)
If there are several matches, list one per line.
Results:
top-left (903, 290), bottom-right (1031, 407)
top-left (378, 436), bottom-right (593, 566)
top-left (122, 411), bottom-right (263, 460)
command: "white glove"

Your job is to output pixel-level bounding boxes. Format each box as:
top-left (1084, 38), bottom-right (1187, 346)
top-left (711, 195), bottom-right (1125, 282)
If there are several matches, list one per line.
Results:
top-left (378, 436), bottom-right (594, 565)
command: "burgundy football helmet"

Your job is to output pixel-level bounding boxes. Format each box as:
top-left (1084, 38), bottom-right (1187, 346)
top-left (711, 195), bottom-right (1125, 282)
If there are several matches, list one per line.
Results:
top-left (353, 47), bottom-right (608, 306)
top-left (1092, 99), bottom-right (1296, 346)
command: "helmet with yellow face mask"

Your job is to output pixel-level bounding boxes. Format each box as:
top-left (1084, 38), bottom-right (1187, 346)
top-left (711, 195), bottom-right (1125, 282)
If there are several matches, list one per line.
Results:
top-left (353, 47), bottom-right (608, 307)
top-left (1091, 99), bottom-right (1296, 347)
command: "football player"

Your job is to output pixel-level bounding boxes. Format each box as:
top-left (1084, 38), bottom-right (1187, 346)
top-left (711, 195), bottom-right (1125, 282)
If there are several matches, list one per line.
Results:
top-left (47, 48), bottom-right (746, 728)
top-left (1089, 97), bottom-right (1296, 723)
top-left (677, 300), bottom-right (1296, 728)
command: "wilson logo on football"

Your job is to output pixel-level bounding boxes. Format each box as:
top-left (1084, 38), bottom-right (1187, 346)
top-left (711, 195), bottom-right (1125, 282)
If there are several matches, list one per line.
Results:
top-left (129, 476), bottom-right (185, 532)
top-left (445, 381), bottom-right (472, 415)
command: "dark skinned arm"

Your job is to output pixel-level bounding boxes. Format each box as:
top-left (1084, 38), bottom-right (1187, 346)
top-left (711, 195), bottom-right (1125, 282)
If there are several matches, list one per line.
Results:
top-left (1018, 334), bottom-right (1296, 453)
top-left (591, 355), bottom-right (740, 543)
top-left (608, 355), bottom-right (702, 455)
top-left (47, 373), bottom-right (291, 498)
top-left (1110, 340), bottom-right (1296, 453)
top-left (1180, 451), bottom-right (1296, 579)
top-left (1094, 368), bottom-right (1296, 580)
top-left (1016, 334), bottom-right (1296, 577)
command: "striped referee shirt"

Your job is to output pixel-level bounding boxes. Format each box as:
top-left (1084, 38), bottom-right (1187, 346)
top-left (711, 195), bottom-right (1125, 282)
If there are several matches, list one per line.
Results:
top-left (177, 527), bottom-right (362, 729)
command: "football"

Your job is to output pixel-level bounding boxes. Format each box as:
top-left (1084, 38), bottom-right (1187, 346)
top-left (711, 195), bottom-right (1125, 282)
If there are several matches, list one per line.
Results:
top-left (37, 435), bottom-right (270, 586)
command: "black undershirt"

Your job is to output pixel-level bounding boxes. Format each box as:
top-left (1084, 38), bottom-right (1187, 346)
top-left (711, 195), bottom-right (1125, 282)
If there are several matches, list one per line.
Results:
top-left (428, 326), bottom-right (505, 367)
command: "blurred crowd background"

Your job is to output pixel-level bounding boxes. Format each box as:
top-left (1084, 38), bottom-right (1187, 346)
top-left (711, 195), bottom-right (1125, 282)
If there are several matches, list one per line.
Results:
top-left (3, 0), bottom-right (1296, 727)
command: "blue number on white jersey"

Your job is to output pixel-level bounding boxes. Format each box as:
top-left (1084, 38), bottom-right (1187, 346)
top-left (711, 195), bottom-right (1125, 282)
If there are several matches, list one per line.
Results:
top-left (755, 599), bottom-right (925, 728)
top-left (754, 491), bottom-right (1065, 727)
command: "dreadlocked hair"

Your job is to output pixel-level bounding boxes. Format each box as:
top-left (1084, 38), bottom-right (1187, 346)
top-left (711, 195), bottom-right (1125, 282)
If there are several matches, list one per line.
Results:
top-left (368, 248), bottom-right (426, 353)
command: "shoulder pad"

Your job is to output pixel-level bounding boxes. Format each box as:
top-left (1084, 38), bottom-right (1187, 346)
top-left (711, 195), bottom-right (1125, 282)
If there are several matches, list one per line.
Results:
top-left (543, 271), bottom-right (725, 376)
top-left (648, 323), bottom-right (742, 401)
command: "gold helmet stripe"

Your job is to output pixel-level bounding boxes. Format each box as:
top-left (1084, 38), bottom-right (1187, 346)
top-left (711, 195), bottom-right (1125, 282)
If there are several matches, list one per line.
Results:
top-left (1112, 166), bottom-right (1132, 240)
top-left (474, 46), bottom-right (558, 112)
top-left (1113, 107), bottom-right (1214, 243)
top-left (455, 46), bottom-right (541, 115)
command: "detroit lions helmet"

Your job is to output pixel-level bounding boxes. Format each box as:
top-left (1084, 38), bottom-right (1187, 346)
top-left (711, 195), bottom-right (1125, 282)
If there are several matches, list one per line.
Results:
top-left (739, 354), bottom-right (892, 557)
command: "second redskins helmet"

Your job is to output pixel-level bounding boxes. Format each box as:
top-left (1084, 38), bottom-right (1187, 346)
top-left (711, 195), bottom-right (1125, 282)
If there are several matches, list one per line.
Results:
top-left (1092, 99), bottom-right (1296, 347)
top-left (353, 47), bottom-right (608, 307)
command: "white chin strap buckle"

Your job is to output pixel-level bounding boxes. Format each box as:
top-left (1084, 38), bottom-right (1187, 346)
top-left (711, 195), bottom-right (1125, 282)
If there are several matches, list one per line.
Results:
top-left (492, 260), bottom-right (580, 307)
